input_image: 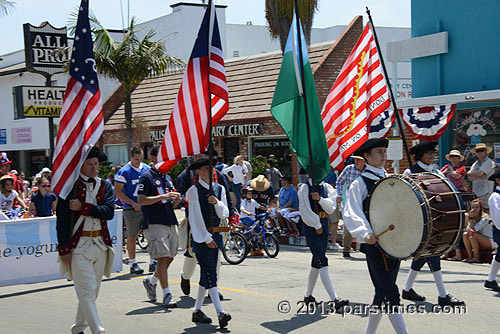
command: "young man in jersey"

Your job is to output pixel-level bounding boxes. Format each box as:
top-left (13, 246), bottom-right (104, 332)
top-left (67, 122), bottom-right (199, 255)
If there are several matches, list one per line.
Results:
top-left (343, 138), bottom-right (407, 334)
top-left (138, 146), bottom-right (181, 308)
top-left (401, 141), bottom-right (465, 307)
top-left (114, 146), bottom-right (152, 274)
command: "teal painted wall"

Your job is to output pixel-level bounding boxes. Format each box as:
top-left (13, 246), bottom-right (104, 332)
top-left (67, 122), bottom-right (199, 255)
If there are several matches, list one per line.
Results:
top-left (411, 0), bottom-right (500, 98)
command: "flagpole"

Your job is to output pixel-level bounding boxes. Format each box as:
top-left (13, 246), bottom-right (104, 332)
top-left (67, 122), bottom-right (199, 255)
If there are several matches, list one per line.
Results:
top-left (207, 0), bottom-right (214, 228)
top-left (294, 0), bottom-right (317, 187)
top-left (366, 7), bottom-right (413, 167)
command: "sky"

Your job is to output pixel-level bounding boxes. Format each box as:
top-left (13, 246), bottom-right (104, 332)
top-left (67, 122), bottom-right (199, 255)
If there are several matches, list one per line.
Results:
top-left (0, 0), bottom-right (410, 55)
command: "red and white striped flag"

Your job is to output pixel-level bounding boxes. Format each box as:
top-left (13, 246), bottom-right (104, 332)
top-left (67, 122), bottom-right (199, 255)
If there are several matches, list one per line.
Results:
top-left (156, 2), bottom-right (228, 173)
top-left (321, 24), bottom-right (391, 170)
top-left (51, 0), bottom-right (103, 199)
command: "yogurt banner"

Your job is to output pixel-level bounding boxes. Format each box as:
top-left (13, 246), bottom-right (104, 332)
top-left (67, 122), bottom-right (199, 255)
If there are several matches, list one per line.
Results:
top-left (0, 210), bottom-right (123, 287)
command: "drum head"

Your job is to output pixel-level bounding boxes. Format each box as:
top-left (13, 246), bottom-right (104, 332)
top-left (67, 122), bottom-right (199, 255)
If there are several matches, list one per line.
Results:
top-left (368, 176), bottom-right (427, 259)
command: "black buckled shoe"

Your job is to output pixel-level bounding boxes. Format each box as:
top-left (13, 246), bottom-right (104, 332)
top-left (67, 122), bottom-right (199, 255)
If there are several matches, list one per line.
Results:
top-left (303, 295), bottom-right (318, 305)
top-left (218, 312), bottom-right (232, 328)
top-left (343, 252), bottom-right (351, 258)
top-left (181, 276), bottom-right (190, 295)
top-left (402, 288), bottom-right (426, 301)
top-left (438, 294), bottom-right (465, 307)
top-left (192, 310), bottom-right (212, 324)
top-left (333, 297), bottom-right (349, 311)
top-left (484, 280), bottom-right (500, 292)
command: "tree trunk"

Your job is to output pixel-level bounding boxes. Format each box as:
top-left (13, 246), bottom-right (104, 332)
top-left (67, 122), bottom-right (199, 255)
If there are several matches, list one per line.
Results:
top-left (124, 91), bottom-right (133, 157)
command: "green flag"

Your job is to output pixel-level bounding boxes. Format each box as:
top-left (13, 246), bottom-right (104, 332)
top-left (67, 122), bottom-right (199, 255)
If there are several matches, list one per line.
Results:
top-left (270, 13), bottom-right (330, 183)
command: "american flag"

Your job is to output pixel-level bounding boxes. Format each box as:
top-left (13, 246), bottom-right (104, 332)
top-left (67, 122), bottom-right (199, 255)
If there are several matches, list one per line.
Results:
top-left (51, 0), bottom-right (103, 199)
top-left (156, 1), bottom-right (228, 173)
top-left (321, 23), bottom-right (391, 170)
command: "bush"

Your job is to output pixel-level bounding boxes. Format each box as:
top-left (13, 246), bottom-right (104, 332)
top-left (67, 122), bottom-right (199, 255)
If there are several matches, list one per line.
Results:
top-left (250, 155), bottom-right (267, 177)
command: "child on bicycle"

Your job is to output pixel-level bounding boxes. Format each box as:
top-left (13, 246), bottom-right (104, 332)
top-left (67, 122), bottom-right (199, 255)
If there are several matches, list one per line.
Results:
top-left (240, 186), bottom-right (267, 228)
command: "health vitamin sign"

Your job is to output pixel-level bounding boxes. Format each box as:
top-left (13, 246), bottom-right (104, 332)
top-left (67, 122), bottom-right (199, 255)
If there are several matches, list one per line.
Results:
top-left (23, 22), bottom-right (68, 75)
top-left (13, 86), bottom-right (65, 118)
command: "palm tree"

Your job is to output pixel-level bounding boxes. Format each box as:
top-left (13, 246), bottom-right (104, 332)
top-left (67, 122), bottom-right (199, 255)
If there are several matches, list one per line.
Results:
top-left (265, 0), bottom-right (318, 52)
top-left (0, 0), bottom-right (15, 16)
top-left (71, 13), bottom-right (184, 153)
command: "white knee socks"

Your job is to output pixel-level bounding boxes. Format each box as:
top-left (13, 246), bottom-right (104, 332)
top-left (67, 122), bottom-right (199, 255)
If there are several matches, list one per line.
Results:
top-left (194, 285), bottom-right (206, 311)
top-left (432, 270), bottom-right (448, 298)
top-left (319, 267), bottom-right (338, 300)
top-left (305, 267), bottom-right (319, 297)
top-left (487, 259), bottom-right (500, 281)
top-left (208, 287), bottom-right (224, 314)
top-left (403, 269), bottom-right (418, 291)
top-left (365, 311), bottom-right (382, 334)
top-left (388, 313), bottom-right (408, 334)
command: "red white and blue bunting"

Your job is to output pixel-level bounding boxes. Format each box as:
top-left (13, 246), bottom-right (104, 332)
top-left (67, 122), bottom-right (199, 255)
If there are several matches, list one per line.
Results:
top-left (399, 104), bottom-right (456, 140)
top-left (369, 108), bottom-right (396, 139)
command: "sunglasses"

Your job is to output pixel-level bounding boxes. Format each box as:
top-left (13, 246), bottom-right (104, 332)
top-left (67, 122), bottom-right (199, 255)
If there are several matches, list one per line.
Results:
top-left (475, 149), bottom-right (486, 152)
top-left (40, 184), bottom-right (51, 188)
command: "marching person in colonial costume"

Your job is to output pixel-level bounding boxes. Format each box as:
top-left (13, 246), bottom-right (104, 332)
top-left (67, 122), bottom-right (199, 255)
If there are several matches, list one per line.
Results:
top-left (56, 147), bottom-right (115, 334)
top-left (343, 138), bottom-right (407, 334)
top-left (485, 170), bottom-right (500, 292)
top-left (401, 141), bottom-right (465, 307)
top-left (298, 169), bottom-right (349, 311)
top-left (177, 149), bottom-right (234, 298)
top-left (186, 157), bottom-right (231, 328)
top-left (138, 146), bottom-right (181, 308)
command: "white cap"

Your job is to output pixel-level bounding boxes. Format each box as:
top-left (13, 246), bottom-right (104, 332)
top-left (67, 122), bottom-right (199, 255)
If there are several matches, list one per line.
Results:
top-left (40, 167), bottom-right (51, 173)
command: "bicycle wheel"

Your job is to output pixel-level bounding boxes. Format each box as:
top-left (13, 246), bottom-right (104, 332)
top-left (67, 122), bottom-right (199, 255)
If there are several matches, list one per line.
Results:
top-left (136, 231), bottom-right (148, 250)
top-left (222, 231), bottom-right (249, 265)
top-left (263, 233), bottom-right (279, 258)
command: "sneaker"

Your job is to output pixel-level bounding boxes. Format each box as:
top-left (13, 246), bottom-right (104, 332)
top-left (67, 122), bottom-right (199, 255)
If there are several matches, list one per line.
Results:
top-left (484, 280), bottom-right (500, 291)
top-left (149, 261), bottom-right (157, 273)
top-left (438, 294), bottom-right (464, 307)
top-left (218, 312), bottom-right (232, 328)
top-left (402, 288), bottom-right (425, 301)
top-left (181, 276), bottom-right (191, 295)
top-left (328, 243), bottom-right (341, 250)
top-left (130, 263), bottom-right (144, 275)
top-left (192, 310), bottom-right (212, 323)
top-left (142, 277), bottom-right (157, 302)
top-left (162, 293), bottom-right (177, 308)
top-left (255, 249), bottom-right (264, 256)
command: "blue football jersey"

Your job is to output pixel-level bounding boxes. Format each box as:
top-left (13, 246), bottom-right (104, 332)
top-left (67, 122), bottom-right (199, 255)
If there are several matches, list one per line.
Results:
top-left (114, 162), bottom-right (150, 207)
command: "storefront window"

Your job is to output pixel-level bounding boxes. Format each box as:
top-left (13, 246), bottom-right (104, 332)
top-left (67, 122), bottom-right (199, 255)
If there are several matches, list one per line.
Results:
top-left (450, 106), bottom-right (500, 167)
top-left (250, 137), bottom-right (292, 176)
top-left (104, 144), bottom-right (128, 166)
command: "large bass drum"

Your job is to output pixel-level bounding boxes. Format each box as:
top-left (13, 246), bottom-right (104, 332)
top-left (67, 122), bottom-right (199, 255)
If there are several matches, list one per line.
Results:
top-left (366, 172), bottom-right (466, 259)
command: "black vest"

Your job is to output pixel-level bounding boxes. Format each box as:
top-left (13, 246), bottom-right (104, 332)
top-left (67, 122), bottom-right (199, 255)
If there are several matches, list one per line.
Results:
top-left (410, 163), bottom-right (426, 173)
top-left (195, 182), bottom-right (223, 229)
top-left (305, 182), bottom-right (329, 225)
top-left (361, 170), bottom-right (385, 215)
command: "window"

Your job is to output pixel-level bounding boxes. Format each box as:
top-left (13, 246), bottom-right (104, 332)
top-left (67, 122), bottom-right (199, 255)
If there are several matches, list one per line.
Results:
top-left (104, 144), bottom-right (128, 166)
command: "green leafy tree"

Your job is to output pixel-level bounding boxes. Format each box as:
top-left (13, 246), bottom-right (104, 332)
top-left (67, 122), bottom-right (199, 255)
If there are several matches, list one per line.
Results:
top-left (70, 12), bottom-right (184, 154)
top-left (265, 0), bottom-right (318, 52)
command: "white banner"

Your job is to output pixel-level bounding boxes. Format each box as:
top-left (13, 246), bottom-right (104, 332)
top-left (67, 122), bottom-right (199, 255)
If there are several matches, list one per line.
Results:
top-left (0, 210), bottom-right (123, 287)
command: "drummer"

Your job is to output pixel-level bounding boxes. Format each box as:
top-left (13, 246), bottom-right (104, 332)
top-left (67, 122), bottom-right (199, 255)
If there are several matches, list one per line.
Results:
top-left (401, 141), bottom-right (465, 307)
top-left (343, 138), bottom-right (407, 334)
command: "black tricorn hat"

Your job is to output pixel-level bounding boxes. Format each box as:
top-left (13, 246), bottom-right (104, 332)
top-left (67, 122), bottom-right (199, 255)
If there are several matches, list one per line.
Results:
top-left (189, 157), bottom-right (210, 171)
top-left (86, 146), bottom-right (107, 162)
top-left (488, 169), bottom-right (500, 182)
top-left (409, 141), bottom-right (438, 161)
top-left (357, 138), bottom-right (389, 155)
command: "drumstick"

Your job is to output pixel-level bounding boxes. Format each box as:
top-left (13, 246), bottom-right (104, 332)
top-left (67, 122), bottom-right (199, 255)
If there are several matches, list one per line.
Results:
top-left (375, 224), bottom-right (395, 238)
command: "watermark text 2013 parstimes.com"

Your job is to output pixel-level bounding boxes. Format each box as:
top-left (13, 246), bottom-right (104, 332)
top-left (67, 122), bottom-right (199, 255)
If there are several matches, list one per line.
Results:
top-left (277, 300), bottom-right (467, 317)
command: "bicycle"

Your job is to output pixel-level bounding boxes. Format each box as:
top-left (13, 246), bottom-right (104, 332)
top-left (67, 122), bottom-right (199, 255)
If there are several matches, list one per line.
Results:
top-left (241, 212), bottom-right (279, 258)
top-left (221, 230), bottom-right (249, 265)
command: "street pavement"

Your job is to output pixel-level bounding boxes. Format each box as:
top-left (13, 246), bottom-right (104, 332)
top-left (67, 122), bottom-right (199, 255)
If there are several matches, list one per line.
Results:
top-left (1, 216), bottom-right (499, 333)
